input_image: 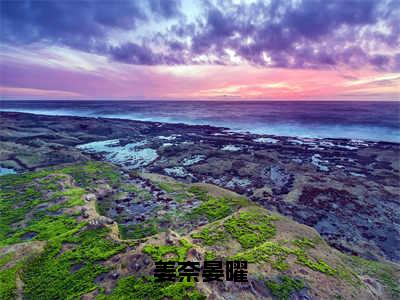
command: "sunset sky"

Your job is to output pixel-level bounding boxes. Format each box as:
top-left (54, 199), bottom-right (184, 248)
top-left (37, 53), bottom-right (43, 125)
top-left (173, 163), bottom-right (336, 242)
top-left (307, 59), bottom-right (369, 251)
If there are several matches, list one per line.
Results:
top-left (0, 0), bottom-right (399, 100)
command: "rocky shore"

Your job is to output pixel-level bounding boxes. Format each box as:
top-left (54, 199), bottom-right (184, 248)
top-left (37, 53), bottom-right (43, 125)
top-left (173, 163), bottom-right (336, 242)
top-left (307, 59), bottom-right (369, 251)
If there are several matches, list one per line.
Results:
top-left (1, 111), bottom-right (399, 263)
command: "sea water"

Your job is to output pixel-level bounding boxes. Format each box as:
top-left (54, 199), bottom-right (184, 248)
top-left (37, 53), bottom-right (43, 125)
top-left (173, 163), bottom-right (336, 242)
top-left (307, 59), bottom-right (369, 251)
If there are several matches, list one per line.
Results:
top-left (1, 100), bottom-right (399, 142)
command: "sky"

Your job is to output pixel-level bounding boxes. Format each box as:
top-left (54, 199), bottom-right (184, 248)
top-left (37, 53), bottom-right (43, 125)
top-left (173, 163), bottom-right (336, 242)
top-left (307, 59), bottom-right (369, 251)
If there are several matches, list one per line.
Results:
top-left (0, 0), bottom-right (399, 101)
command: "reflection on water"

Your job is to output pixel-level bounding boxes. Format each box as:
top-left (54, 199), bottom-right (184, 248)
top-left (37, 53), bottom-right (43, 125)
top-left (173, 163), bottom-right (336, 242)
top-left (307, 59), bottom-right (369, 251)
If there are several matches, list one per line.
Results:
top-left (0, 167), bottom-right (16, 176)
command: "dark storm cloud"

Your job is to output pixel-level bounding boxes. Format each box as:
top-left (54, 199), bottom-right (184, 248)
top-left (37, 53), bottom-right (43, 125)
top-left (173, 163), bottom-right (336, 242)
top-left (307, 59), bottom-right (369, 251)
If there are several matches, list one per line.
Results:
top-left (2, 1), bottom-right (134, 50)
top-left (149, 0), bottom-right (182, 18)
top-left (1, 0), bottom-right (399, 70)
top-left (110, 42), bottom-right (159, 65)
top-left (179, 0), bottom-right (399, 69)
top-left (0, 0), bottom-right (180, 51)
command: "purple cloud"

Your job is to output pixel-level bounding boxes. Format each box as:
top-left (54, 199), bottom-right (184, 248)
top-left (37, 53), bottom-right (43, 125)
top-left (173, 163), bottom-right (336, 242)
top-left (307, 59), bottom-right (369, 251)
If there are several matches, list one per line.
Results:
top-left (0, 0), bottom-right (180, 51)
top-left (1, 0), bottom-right (399, 70)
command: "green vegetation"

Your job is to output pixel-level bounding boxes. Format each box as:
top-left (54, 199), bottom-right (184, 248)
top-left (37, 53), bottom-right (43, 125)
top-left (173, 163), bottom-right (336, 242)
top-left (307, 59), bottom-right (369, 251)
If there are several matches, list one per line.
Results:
top-left (232, 241), bottom-right (336, 274)
top-left (119, 223), bottom-right (158, 239)
top-left (344, 255), bottom-right (400, 298)
top-left (0, 161), bottom-right (120, 245)
top-left (143, 239), bottom-right (192, 262)
top-left (0, 263), bottom-right (20, 300)
top-left (292, 237), bottom-right (316, 248)
top-left (1, 162), bottom-right (398, 299)
top-left (191, 224), bottom-right (227, 246)
top-left (186, 186), bottom-right (249, 222)
top-left (0, 253), bottom-right (13, 267)
top-left (97, 276), bottom-right (205, 300)
top-left (2, 216), bottom-right (80, 245)
top-left (204, 251), bottom-right (217, 261)
top-left (121, 183), bottom-right (140, 193)
top-left (224, 211), bottom-right (277, 248)
top-left (192, 210), bottom-right (277, 248)
top-left (0, 171), bottom-right (50, 242)
top-left (47, 187), bottom-right (86, 212)
top-left (294, 249), bottom-right (336, 275)
top-left (192, 209), bottom-right (335, 274)
top-left (0, 162), bottom-right (126, 299)
top-left (0, 252), bottom-right (24, 300)
top-left (173, 192), bottom-right (190, 203)
top-left (157, 182), bottom-right (184, 193)
top-left (59, 161), bottom-right (120, 187)
top-left (22, 227), bottom-right (126, 299)
top-left (265, 276), bottom-right (305, 300)
top-left (232, 241), bottom-right (293, 271)
top-left (188, 197), bottom-right (233, 221)
top-left (187, 186), bottom-right (208, 201)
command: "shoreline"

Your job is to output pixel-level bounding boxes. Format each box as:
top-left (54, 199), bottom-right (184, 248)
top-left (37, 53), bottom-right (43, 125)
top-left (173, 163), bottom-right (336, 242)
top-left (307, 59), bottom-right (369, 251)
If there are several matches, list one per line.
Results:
top-left (1, 110), bottom-right (399, 145)
top-left (1, 110), bottom-right (399, 263)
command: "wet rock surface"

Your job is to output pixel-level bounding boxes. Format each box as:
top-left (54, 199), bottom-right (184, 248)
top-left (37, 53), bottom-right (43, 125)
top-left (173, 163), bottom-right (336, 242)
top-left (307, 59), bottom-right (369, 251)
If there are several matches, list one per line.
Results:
top-left (96, 170), bottom-right (219, 239)
top-left (1, 157), bottom-right (399, 300)
top-left (1, 111), bottom-right (399, 262)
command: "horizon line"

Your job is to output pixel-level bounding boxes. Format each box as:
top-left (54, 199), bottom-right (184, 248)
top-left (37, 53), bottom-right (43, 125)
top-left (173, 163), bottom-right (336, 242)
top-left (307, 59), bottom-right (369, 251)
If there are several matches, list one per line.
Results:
top-left (1, 99), bottom-right (399, 102)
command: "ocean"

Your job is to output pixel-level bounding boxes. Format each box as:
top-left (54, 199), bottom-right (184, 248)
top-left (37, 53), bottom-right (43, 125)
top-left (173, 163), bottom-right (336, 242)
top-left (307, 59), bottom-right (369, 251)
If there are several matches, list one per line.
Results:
top-left (1, 100), bottom-right (399, 142)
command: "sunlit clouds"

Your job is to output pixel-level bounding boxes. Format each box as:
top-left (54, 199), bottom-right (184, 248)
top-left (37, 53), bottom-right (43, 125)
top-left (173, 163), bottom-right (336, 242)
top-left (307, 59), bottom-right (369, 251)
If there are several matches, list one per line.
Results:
top-left (0, 0), bottom-right (399, 100)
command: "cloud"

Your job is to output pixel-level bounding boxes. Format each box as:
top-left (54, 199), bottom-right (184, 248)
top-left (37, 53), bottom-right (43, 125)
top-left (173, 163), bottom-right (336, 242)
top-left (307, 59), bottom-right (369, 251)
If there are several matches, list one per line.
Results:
top-left (0, 0), bottom-right (399, 70)
top-left (344, 74), bottom-right (400, 86)
top-left (178, 0), bottom-right (399, 70)
top-left (149, 0), bottom-right (182, 18)
top-left (110, 43), bottom-right (160, 65)
top-left (0, 0), bottom-right (180, 51)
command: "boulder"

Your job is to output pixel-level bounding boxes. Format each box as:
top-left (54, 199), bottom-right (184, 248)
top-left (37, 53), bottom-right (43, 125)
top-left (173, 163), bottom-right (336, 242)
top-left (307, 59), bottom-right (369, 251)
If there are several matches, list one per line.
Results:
top-left (95, 184), bottom-right (112, 199)
top-left (81, 208), bottom-right (90, 218)
top-left (98, 216), bottom-right (114, 225)
top-left (85, 193), bottom-right (96, 202)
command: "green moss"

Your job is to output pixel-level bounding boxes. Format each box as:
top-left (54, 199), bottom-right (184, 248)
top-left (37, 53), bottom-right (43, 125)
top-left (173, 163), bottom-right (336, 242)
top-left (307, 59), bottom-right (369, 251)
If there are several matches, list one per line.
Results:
top-left (293, 249), bottom-right (336, 275)
top-left (142, 239), bottom-right (192, 262)
top-left (0, 161), bottom-right (120, 246)
top-left (185, 186), bottom-right (250, 224)
top-left (0, 264), bottom-right (19, 300)
top-left (204, 251), bottom-right (217, 261)
top-left (0, 252), bottom-right (18, 299)
top-left (224, 211), bottom-right (277, 249)
top-left (191, 224), bottom-right (227, 246)
top-left (231, 241), bottom-right (292, 271)
top-left (174, 193), bottom-right (190, 203)
top-left (38, 174), bottom-right (68, 191)
top-left (192, 210), bottom-right (277, 248)
top-left (21, 227), bottom-right (126, 300)
top-left (188, 197), bottom-right (232, 222)
top-left (139, 190), bottom-right (153, 201)
top-left (265, 275), bottom-right (305, 300)
top-left (161, 281), bottom-right (205, 300)
top-left (121, 184), bottom-right (139, 193)
top-left (157, 182), bottom-right (184, 193)
top-left (232, 241), bottom-right (336, 274)
top-left (119, 223), bottom-right (158, 240)
top-left (59, 161), bottom-right (120, 187)
top-left (0, 173), bottom-right (48, 242)
top-left (97, 276), bottom-right (205, 300)
top-left (47, 187), bottom-right (86, 212)
top-left (0, 253), bottom-right (13, 267)
top-left (2, 215), bottom-right (81, 246)
top-left (0, 162), bottom-right (129, 298)
top-left (335, 264), bottom-right (361, 286)
top-left (187, 186), bottom-right (208, 201)
top-left (292, 237), bottom-right (315, 249)
top-left (344, 255), bottom-right (400, 298)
